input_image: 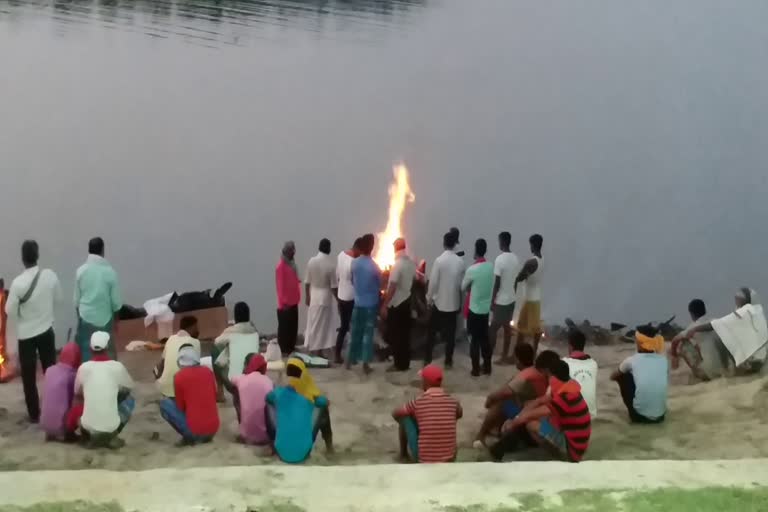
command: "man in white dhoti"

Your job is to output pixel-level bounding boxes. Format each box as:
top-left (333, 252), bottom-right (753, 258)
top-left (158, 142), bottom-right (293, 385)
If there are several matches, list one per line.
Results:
top-left (304, 239), bottom-right (338, 357)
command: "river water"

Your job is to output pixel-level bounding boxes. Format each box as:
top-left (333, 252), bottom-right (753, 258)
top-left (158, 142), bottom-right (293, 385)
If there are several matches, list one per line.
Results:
top-left (1, 0), bottom-right (767, 334)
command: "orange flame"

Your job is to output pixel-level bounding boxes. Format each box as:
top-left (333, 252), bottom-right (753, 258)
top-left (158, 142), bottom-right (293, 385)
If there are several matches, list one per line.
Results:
top-left (374, 164), bottom-right (415, 269)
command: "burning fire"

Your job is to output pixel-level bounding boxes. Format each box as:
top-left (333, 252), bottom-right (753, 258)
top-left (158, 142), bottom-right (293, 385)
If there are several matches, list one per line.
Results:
top-left (374, 163), bottom-right (415, 269)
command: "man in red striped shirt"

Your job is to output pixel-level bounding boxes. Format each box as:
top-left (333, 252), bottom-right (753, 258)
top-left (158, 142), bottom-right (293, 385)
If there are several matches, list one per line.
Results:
top-left (392, 365), bottom-right (463, 463)
top-left (491, 359), bottom-right (591, 462)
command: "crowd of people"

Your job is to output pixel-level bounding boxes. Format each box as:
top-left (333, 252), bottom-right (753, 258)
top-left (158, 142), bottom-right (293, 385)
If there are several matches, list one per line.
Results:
top-left (3, 229), bottom-right (766, 463)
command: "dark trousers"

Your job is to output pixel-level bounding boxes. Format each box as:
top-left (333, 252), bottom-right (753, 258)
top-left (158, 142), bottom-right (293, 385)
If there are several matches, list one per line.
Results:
top-left (424, 308), bottom-right (458, 365)
top-left (336, 299), bottom-right (354, 359)
top-left (616, 372), bottom-right (665, 424)
top-left (387, 298), bottom-right (412, 370)
top-left (18, 327), bottom-right (56, 422)
top-left (277, 305), bottom-right (299, 355)
top-left (468, 311), bottom-right (492, 374)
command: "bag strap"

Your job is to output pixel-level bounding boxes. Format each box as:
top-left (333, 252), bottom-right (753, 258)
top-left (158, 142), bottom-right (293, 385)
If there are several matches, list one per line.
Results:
top-left (18, 270), bottom-right (42, 317)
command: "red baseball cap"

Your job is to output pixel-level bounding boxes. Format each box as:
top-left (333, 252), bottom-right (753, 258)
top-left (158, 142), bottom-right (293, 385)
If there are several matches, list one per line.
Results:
top-left (420, 364), bottom-right (443, 386)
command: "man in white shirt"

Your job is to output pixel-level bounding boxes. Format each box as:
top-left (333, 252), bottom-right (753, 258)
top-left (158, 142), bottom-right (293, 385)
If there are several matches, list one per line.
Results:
top-left (5, 240), bottom-right (62, 423)
top-left (334, 238), bottom-right (360, 364)
top-left (489, 232), bottom-right (519, 365)
top-left (155, 316), bottom-right (201, 397)
top-left (424, 232), bottom-right (465, 368)
top-left (381, 238), bottom-right (417, 372)
top-left (514, 233), bottom-right (544, 355)
top-left (304, 238), bottom-right (338, 357)
top-left (75, 331), bottom-right (135, 448)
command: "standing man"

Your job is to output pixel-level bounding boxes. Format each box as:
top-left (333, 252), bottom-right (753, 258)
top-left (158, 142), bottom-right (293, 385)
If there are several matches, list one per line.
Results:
top-left (381, 238), bottom-right (416, 372)
top-left (347, 234), bottom-right (381, 374)
top-left (424, 232), bottom-right (464, 368)
top-left (74, 237), bottom-right (122, 361)
top-left (304, 238), bottom-right (338, 358)
top-left (462, 239), bottom-right (495, 376)
top-left (489, 232), bottom-right (519, 365)
top-left (514, 234), bottom-right (544, 355)
top-left (335, 238), bottom-right (360, 364)
top-left (5, 240), bottom-right (62, 423)
top-left (276, 241), bottom-right (301, 356)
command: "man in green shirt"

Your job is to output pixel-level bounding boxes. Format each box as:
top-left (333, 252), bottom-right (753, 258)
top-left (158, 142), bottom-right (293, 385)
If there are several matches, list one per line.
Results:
top-left (74, 237), bottom-right (122, 361)
top-left (462, 239), bottom-right (494, 377)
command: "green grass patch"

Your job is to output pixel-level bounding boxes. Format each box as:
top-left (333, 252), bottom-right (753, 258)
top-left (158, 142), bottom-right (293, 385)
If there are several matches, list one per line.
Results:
top-left (441, 486), bottom-right (768, 512)
top-left (0, 502), bottom-right (123, 512)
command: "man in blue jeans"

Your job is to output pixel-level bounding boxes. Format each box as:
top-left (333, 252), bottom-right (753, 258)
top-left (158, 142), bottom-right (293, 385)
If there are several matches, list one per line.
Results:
top-left (347, 233), bottom-right (381, 374)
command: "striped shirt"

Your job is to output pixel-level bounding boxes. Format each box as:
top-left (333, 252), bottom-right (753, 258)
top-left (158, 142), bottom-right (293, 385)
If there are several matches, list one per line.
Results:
top-left (404, 388), bottom-right (460, 463)
top-left (548, 379), bottom-right (591, 462)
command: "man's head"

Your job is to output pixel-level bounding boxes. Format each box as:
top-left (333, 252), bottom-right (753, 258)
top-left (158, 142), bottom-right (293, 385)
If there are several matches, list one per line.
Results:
top-left (474, 238), bottom-right (487, 259)
top-left (688, 299), bottom-right (706, 321)
top-left (360, 234), bottom-right (375, 256)
top-left (534, 349), bottom-right (561, 374)
top-left (635, 324), bottom-right (661, 353)
top-left (88, 237), bottom-right (105, 257)
top-left (179, 315), bottom-right (200, 339)
top-left (443, 232), bottom-right (457, 250)
top-left (282, 241), bottom-right (296, 261)
top-left (449, 227), bottom-right (460, 245)
top-left (352, 237), bottom-right (363, 257)
top-left (529, 234), bottom-right (543, 254)
top-left (394, 237), bottom-right (406, 253)
top-left (21, 240), bottom-right (39, 269)
top-left (420, 364), bottom-right (443, 390)
top-left (234, 302), bottom-right (250, 324)
top-left (244, 353), bottom-right (267, 375)
top-left (550, 359), bottom-right (572, 383)
top-left (318, 238), bottom-right (331, 255)
top-left (498, 231), bottom-right (511, 251)
top-left (514, 342), bottom-right (535, 370)
top-left (90, 331), bottom-right (110, 355)
top-left (568, 329), bottom-right (587, 353)
top-left (735, 287), bottom-right (752, 308)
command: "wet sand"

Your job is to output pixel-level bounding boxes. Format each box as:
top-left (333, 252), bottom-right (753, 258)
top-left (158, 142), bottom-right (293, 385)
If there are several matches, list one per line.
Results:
top-left (0, 340), bottom-right (767, 471)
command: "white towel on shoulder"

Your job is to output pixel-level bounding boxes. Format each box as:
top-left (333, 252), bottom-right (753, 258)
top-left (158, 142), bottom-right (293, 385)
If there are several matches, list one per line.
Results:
top-left (712, 303), bottom-right (768, 367)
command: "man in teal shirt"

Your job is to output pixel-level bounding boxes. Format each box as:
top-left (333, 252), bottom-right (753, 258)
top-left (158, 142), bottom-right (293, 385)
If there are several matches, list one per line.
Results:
top-left (74, 237), bottom-right (122, 361)
top-left (462, 239), bottom-right (494, 377)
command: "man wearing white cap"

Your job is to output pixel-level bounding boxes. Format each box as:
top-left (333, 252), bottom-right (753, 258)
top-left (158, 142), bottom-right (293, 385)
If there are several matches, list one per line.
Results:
top-left (74, 331), bottom-right (135, 448)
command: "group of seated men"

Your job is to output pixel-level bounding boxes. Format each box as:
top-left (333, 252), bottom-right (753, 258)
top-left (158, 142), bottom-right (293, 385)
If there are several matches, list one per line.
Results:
top-left (37, 299), bottom-right (679, 463)
top-left (39, 302), bottom-right (334, 462)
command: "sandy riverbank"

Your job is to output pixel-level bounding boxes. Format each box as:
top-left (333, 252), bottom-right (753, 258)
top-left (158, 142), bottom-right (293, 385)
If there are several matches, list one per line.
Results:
top-left (0, 340), bottom-right (767, 471)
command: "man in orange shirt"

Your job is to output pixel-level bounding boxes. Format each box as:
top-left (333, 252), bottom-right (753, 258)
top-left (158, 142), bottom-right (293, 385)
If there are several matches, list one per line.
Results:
top-left (473, 348), bottom-right (560, 448)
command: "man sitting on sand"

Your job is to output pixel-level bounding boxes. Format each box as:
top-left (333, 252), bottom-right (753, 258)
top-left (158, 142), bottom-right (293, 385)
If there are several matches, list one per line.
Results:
top-left (611, 325), bottom-right (668, 424)
top-left (563, 330), bottom-right (598, 416)
top-left (392, 364), bottom-right (463, 463)
top-left (159, 345), bottom-right (220, 446)
top-left (491, 359), bottom-right (591, 463)
top-left (670, 299), bottom-right (731, 381)
top-left (266, 358), bottom-right (333, 463)
top-left (40, 342), bottom-right (81, 442)
top-left (213, 302), bottom-right (259, 400)
top-left (75, 332), bottom-right (135, 449)
top-left (220, 353), bottom-right (274, 445)
top-left (473, 347), bottom-right (560, 449)
top-left (155, 316), bottom-right (201, 398)
top-left (672, 288), bottom-right (767, 375)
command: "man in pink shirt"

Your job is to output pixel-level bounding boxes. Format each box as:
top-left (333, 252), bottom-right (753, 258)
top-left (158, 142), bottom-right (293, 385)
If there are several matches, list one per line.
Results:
top-left (276, 241), bottom-right (301, 355)
top-left (228, 354), bottom-right (274, 445)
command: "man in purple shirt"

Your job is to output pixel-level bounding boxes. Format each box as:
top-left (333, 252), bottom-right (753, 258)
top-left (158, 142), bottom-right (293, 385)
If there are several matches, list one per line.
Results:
top-left (347, 233), bottom-right (381, 374)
